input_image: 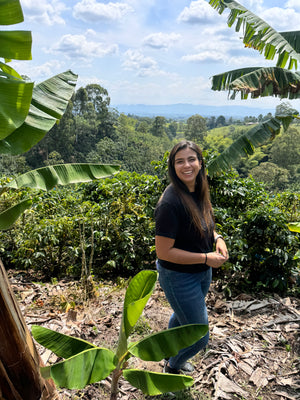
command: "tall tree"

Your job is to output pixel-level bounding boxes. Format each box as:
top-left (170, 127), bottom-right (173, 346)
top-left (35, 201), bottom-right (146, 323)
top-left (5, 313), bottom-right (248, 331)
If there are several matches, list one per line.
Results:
top-left (185, 114), bottom-right (207, 142)
top-left (151, 116), bottom-right (167, 138)
top-left (216, 115), bottom-right (226, 127)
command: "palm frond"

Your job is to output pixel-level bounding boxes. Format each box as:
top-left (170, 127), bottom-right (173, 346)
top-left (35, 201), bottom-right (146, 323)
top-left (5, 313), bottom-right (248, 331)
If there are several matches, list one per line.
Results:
top-left (207, 117), bottom-right (281, 176)
top-left (208, 0), bottom-right (300, 69)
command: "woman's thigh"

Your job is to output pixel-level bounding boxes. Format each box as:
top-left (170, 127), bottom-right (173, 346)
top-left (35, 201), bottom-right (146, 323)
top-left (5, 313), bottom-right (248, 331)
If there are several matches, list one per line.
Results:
top-left (157, 263), bottom-right (212, 325)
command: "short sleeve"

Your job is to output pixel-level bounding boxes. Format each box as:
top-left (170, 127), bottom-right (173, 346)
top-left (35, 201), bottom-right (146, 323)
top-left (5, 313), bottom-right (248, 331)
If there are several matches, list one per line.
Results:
top-left (155, 202), bottom-right (178, 239)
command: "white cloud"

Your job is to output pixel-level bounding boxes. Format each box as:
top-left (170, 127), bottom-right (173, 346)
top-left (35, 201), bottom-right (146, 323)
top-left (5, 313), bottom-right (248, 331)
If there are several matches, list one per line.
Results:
top-left (106, 75), bottom-right (211, 105)
top-left (143, 32), bottom-right (182, 49)
top-left (177, 0), bottom-right (217, 24)
top-left (21, 0), bottom-right (66, 25)
top-left (260, 7), bottom-right (300, 30)
top-left (48, 34), bottom-right (118, 59)
top-left (10, 60), bottom-right (65, 81)
top-left (285, 0), bottom-right (300, 11)
top-left (182, 51), bottom-right (226, 64)
top-left (122, 49), bottom-right (159, 77)
top-left (73, 0), bottom-right (134, 23)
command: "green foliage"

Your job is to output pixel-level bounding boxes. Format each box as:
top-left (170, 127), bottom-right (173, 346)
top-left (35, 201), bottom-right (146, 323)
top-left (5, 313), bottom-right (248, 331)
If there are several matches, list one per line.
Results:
top-left (0, 171), bottom-right (162, 278)
top-left (32, 270), bottom-right (208, 398)
top-left (185, 114), bottom-right (207, 143)
top-left (211, 171), bottom-right (299, 294)
top-left (81, 171), bottom-right (163, 276)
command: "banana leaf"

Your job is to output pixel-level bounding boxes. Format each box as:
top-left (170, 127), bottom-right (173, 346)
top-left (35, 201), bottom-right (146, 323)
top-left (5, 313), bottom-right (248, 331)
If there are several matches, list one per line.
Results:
top-left (5, 163), bottom-right (120, 191)
top-left (0, 70), bottom-right (78, 155)
top-left (208, 0), bottom-right (300, 69)
top-left (31, 325), bottom-right (96, 359)
top-left (129, 324), bottom-right (208, 361)
top-left (211, 67), bottom-right (300, 100)
top-left (0, 74), bottom-right (33, 139)
top-left (0, 0), bottom-right (24, 25)
top-left (0, 30), bottom-right (32, 60)
top-left (122, 270), bottom-right (158, 339)
top-left (207, 118), bottom-right (281, 175)
top-left (0, 198), bottom-right (32, 230)
top-left (123, 369), bottom-right (194, 395)
top-left (40, 348), bottom-right (117, 389)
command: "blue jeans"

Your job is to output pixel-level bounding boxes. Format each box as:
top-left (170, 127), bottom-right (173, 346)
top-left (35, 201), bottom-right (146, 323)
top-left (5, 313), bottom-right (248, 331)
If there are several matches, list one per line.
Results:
top-left (156, 260), bottom-right (212, 370)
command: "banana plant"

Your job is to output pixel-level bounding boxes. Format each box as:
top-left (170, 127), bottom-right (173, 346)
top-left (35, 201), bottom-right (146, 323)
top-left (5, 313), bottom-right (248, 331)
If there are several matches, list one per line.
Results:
top-left (205, 0), bottom-right (300, 176)
top-left (32, 270), bottom-right (208, 399)
top-left (0, 0), bottom-right (120, 230)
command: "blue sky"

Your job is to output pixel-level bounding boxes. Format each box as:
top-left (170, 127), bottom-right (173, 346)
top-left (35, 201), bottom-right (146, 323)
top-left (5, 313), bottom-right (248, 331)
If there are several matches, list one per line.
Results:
top-left (11, 0), bottom-right (300, 110)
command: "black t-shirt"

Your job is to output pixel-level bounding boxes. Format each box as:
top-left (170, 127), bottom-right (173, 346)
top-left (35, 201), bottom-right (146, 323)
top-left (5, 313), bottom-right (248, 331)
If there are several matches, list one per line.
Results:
top-left (155, 184), bottom-right (214, 273)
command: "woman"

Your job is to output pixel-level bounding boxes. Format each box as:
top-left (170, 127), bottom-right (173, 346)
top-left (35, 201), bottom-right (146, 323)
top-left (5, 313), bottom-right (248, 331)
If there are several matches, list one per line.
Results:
top-left (155, 140), bottom-right (228, 374)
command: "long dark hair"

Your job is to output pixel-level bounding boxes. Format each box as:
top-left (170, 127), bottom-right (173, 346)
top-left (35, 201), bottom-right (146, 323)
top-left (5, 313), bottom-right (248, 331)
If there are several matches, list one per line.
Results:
top-left (167, 140), bottom-right (214, 236)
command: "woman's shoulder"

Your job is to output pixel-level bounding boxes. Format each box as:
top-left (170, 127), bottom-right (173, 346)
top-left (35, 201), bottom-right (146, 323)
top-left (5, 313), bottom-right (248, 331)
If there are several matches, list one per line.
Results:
top-left (158, 184), bottom-right (180, 206)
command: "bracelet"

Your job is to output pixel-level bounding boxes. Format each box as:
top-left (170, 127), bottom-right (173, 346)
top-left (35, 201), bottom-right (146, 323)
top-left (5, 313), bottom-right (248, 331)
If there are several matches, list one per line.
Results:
top-left (214, 234), bottom-right (224, 243)
top-left (204, 254), bottom-right (207, 265)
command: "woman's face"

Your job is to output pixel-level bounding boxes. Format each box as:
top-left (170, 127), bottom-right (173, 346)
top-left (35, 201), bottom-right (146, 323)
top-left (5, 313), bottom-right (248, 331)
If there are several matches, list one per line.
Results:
top-left (174, 147), bottom-right (202, 192)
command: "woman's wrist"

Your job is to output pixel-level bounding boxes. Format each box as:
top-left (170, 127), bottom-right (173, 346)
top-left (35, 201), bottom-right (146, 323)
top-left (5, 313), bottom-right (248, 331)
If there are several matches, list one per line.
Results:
top-left (203, 253), bottom-right (207, 265)
top-left (214, 234), bottom-right (224, 243)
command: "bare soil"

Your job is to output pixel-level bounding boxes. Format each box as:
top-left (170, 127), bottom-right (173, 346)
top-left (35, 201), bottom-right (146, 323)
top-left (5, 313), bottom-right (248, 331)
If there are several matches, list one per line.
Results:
top-left (8, 270), bottom-right (300, 400)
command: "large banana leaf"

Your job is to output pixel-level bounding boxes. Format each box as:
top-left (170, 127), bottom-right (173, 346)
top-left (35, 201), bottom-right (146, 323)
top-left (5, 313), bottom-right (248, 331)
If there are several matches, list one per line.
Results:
top-left (279, 31), bottom-right (300, 55)
top-left (40, 348), bottom-right (117, 389)
top-left (207, 118), bottom-right (281, 175)
top-left (129, 324), bottom-right (208, 361)
top-left (212, 67), bottom-right (300, 100)
top-left (5, 163), bottom-right (120, 191)
top-left (0, 198), bottom-right (32, 230)
top-left (122, 270), bottom-right (158, 339)
top-left (0, 74), bottom-right (33, 139)
top-left (0, 70), bottom-right (78, 155)
top-left (208, 0), bottom-right (300, 69)
top-left (123, 369), bottom-right (194, 395)
top-left (0, 30), bottom-right (32, 60)
top-left (31, 325), bottom-right (96, 359)
top-left (0, 0), bottom-right (24, 25)
top-left (0, 0), bottom-right (33, 138)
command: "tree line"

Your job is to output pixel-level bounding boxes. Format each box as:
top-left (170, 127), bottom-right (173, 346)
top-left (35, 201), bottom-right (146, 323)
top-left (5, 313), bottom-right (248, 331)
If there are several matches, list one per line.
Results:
top-left (1, 83), bottom-right (299, 193)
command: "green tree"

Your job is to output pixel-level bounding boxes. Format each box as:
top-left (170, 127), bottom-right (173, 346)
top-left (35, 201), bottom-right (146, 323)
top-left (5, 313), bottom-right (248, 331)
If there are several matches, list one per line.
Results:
top-left (185, 114), bottom-right (207, 142)
top-left (216, 115), bottom-right (226, 127)
top-left (25, 100), bottom-right (76, 168)
top-left (250, 162), bottom-right (290, 191)
top-left (166, 120), bottom-right (178, 139)
top-left (207, 116), bottom-right (216, 129)
top-left (151, 116), bottom-right (167, 137)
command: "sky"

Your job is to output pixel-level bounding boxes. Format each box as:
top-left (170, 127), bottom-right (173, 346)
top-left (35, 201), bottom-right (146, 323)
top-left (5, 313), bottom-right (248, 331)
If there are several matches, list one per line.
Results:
top-left (9, 0), bottom-right (300, 111)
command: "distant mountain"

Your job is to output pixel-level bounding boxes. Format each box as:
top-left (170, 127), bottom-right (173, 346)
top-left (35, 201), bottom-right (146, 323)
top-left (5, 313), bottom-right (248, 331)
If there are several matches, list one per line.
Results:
top-left (111, 103), bottom-right (274, 119)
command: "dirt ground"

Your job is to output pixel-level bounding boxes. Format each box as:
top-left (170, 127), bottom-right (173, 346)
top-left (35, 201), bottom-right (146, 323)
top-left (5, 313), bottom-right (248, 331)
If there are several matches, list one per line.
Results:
top-left (8, 270), bottom-right (300, 400)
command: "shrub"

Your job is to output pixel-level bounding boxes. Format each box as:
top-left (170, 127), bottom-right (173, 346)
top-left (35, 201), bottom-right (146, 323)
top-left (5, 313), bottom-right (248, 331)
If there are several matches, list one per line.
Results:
top-left (211, 171), bottom-right (299, 294)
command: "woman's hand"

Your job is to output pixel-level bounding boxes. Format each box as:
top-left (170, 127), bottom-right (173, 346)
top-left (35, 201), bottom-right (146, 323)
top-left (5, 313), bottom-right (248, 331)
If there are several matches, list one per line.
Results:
top-left (216, 238), bottom-right (229, 259)
top-left (206, 251), bottom-right (228, 268)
